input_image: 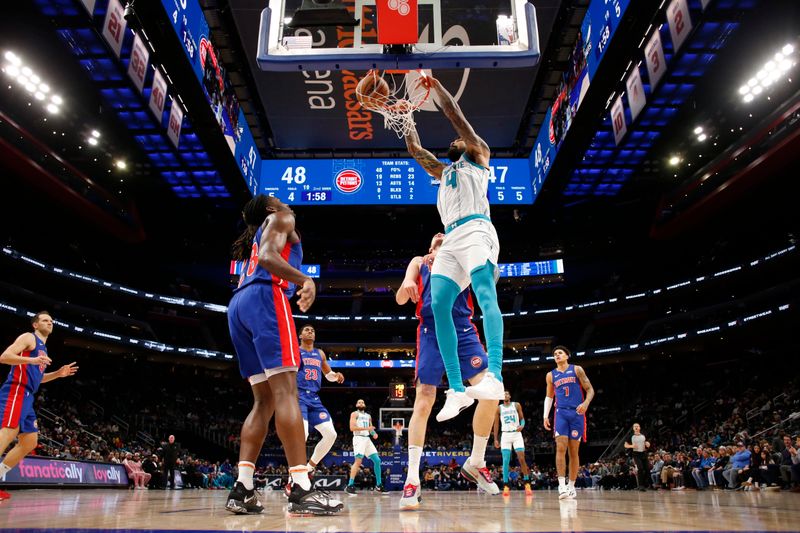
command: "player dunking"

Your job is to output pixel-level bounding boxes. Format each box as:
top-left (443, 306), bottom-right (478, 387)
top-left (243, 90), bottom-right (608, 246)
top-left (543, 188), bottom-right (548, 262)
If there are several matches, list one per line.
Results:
top-left (344, 399), bottom-right (387, 495)
top-left (284, 324), bottom-right (344, 495)
top-left (226, 194), bottom-right (342, 516)
top-left (0, 311), bottom-right (78, 501)
top-left (543, 345), bottom-right (594, 500)
top-left (493, 391), bottom-right (532, 496)
top-left (404, 75), bottom-right (505, 421)
top-left (396, 233), bottom-right (500, 510)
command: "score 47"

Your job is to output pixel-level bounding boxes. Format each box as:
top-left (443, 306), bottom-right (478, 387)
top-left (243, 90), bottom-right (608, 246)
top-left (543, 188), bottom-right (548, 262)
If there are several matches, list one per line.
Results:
top-left (487, 166), bottom-right (521, 202)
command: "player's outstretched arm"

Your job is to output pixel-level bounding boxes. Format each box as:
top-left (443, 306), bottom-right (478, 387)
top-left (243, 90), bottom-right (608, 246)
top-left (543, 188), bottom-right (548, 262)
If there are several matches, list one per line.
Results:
top-left (258, 211), bottom-right (315, 312)
top-left (319, 349), bottom-right (344, 384)
top-left (0, 333), bottom-right (49, 367)
top-left (575, 366), bottom-right (595, 415)
top-left (396, 256), bottom-right (423, 305)
top-left (42, 362), bottom-right (79, 383)
top-left (422, 76), bottom-right (490, 167)
top-left (404, 123), bottom-right (445, 179)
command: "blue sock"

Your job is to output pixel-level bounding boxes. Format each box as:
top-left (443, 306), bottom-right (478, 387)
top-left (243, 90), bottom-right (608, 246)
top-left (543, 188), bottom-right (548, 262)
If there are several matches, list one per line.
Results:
top-left (470, 262), bottom-right (504, 379)
top-left (369, 454), bottom-right (382, 486)
top-left (348, 477), bottom-right (355, 486)
top-left (524, 475), bottom-right (530, 481)
top-left (502, 449), bottom-right (511, 484)
top-left (430, 274), bottom-right (465, 391)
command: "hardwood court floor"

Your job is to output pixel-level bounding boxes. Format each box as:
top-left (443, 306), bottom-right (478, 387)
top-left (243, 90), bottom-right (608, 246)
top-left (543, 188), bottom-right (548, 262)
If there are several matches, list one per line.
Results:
top-left (0, 487), bottom-right (798, 532)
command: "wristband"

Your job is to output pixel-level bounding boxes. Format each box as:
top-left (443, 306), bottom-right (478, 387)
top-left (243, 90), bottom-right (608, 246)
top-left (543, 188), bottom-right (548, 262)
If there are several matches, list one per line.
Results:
top-left (518, 419), bottom-right (525, 429)
top-left (369, 430), bottom-right (378, 438)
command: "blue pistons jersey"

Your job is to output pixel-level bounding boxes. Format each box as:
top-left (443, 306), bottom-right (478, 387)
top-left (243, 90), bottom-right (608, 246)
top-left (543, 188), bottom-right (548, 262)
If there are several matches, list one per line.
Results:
top-left (297, 348), bottom-right (323, 393)
top-left (551, 364), bottom-right (583, 409)
top-left (236, 224), bottom-right (303, 298)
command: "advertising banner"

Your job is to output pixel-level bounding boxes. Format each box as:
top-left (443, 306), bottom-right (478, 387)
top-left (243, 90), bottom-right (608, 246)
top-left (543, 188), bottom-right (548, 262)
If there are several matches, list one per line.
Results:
top-left (0, 457), bottom-right (128, 487)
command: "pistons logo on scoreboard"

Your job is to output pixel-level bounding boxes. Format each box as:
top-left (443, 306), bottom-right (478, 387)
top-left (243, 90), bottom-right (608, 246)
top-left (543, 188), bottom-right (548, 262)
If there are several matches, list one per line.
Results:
top-left (381, 360), bottom-right (395, 368)
top-left (471, 356), bottom-right (482, 368)
top-left (335, 169), bottom-right (363, 194)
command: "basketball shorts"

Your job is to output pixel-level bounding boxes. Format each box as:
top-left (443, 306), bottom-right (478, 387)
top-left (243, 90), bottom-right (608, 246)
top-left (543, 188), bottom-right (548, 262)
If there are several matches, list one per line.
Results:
top-left (416, 323), bottom-right (487, 387)
top-left (298, 389), bottom-right (331, 426)
top-left (353, 435), bottom-right (378, 458)
top-left (0, 385), bottom-right (38, 434)
top-left (432, 218), bottom-right (500, 290)
top-left (554, 408), bottom-right (586, 442)
top-left (228, 282), bottom-right (300, 384)
top-left (501, 431), bottom-right (525, 452)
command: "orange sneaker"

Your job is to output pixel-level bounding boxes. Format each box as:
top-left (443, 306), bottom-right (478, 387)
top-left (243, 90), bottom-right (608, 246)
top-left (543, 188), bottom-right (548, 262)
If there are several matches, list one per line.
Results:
top-left (502, 485), bottom-right (511, 496)
top-left (524, 483), bottom-right (533, 496)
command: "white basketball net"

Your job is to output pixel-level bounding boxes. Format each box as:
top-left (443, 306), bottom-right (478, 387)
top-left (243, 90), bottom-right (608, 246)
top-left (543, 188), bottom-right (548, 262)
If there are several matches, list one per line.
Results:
top-left (356, 70), bottom-right (431, 138)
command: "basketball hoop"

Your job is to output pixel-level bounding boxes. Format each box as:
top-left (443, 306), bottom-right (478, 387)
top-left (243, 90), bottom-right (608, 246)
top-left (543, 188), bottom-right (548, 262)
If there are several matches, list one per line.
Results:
top-left (356, 70), bottom-right (431, 138)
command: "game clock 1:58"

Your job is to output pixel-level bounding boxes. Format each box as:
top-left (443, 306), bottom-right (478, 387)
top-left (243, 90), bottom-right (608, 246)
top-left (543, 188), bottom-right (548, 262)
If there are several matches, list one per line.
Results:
top-left (302, 191), bottom-right (332, 202)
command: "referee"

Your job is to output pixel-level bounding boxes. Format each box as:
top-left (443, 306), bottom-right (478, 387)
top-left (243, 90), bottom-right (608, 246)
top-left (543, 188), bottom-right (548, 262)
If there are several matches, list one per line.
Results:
top-left (624, 423), bottom-right (650, 491)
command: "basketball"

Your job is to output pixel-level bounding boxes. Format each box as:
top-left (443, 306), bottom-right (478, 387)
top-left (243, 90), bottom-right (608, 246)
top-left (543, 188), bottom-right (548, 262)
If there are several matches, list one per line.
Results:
top-left (356, 71), bottom-right (390, 110)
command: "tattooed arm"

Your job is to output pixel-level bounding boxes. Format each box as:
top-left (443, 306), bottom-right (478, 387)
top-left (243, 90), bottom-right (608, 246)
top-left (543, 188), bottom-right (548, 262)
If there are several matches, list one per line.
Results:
top-left (404, 122), bottom-right (445, 179)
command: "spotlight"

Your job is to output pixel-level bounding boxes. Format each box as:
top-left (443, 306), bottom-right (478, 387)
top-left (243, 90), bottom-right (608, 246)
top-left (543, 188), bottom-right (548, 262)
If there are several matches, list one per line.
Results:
top-left (783, 44), bottom-right (794, 55)
top-left (668, 155), bottom-right (680, 166)
top-left (752, 85), bottom-right (763, 95)
top-left (4, 51), bottom-right (21, 65)
top-left (743, 93), bottom-right (754, 103)
top-left (91, 130), bottom-right (101, 138)
top-left (46, 103), bottom-right (59, 114)
top-left (697, 133), bottom-right (707, 142)
top-left (21, 66), bottom-right (32, 77)
top-left (738, 85), bottom-right (749, 95)
top-left (34, 91), bottom-right (44, 100)
top-left (87, 137), bottom-right (98, 146)
top-left (115, 160), bottom-right (127, 169)
top-left (780, 59), bottom-right (793, 71)
top-left (29, 74), bottom-right (40, 84)
top-left (51, 95), bottom-right (62, 105)
top-left (693, 126), bottom-right (703, 135)
top-left (4, 64), bottom-right (19, 77)
top-left (38, 83), bottom-right (49, 93)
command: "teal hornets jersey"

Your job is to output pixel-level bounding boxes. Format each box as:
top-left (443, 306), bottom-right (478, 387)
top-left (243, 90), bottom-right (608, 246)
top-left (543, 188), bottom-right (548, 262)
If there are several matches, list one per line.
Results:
top-left (500, 402), bottom-right (519, 432)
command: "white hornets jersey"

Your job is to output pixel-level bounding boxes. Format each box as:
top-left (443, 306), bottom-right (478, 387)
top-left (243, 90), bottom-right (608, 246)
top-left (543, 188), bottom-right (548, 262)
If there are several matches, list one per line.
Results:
top-left (437, 154), bottom-right (491, 228)
top-left (353, 411), bottom-right (372, 437)
top-left (500, 402), bottom-right (519, 432)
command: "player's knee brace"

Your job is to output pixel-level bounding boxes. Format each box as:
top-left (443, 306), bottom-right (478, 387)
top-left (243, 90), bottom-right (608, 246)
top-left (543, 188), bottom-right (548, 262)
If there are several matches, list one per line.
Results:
top-left (316, 421), bottom-right (337, 447)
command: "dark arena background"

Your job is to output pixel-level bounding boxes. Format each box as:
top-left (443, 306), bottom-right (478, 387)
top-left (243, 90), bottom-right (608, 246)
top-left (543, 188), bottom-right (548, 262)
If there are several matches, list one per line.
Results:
top-left (0, 0), bottom-right (798, 532)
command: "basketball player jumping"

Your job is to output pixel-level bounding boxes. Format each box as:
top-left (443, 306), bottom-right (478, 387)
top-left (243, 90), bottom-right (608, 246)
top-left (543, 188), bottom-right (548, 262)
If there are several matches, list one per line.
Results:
top-left (396, 233), bottom-right (500, 510)
top-left (493, 391), bottom-right (532, 496)
top-left (344, 399), bottom-right (387, 495)
top-left (227, 194), bottom-right (342, 516)
top-left (0, 311), bottom-right (78, 501)
top-left (404, 74), bottom-right (505, 421)
top-left (543, 346), bottom-right (594, 500)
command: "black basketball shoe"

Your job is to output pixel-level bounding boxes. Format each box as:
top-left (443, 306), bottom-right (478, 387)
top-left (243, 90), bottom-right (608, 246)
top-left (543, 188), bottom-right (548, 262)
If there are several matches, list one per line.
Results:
top-left (288, 485), bottom-right (344, 516)
top-left (225, 482), bottom-right (264, 515)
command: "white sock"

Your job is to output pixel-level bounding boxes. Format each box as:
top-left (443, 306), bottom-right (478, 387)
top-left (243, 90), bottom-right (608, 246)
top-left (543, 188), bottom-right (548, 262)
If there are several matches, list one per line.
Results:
top-left (568, 479), bottom-right (575, 490)
top-left (306, 462), bottom-right (316, 473)
top-left (406, 445), bottom-right (423, 484)
top-left (290, 465), bottom-right (311, 491)
top-left (236, 461), bottom-right (255, 490)
top-left (0, 463), bottom-right (11, 478)
top-left (469, 434), bottom-right (489, 468)
top-left (558, 476), bottom-right (566, 488)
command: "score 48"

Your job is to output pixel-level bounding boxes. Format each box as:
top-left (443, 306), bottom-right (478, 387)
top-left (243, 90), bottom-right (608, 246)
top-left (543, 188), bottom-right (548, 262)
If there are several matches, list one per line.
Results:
top-left (279, 167), bottom-right (308, 202)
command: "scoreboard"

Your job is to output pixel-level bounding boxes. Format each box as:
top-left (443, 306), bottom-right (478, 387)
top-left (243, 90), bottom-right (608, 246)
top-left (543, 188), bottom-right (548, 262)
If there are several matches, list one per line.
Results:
top-left (260, 158), bottom-right (533, 205)
top-left (499, 260), bottom-right (564, 278)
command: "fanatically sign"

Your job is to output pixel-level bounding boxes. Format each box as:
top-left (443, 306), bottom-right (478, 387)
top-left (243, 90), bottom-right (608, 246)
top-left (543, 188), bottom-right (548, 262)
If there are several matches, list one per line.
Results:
top-left (0, 457), bottom-right (128, 487)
